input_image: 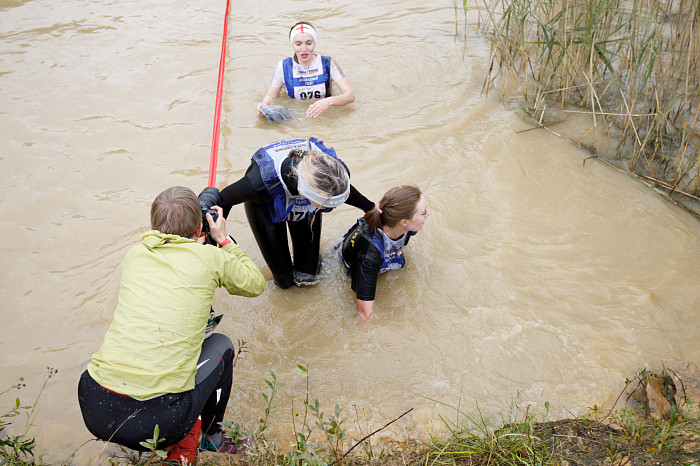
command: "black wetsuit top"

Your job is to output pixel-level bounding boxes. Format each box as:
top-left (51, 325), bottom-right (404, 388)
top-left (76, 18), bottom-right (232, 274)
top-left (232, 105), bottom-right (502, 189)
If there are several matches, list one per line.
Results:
top-left (341, 221), bottom-right (413, 301)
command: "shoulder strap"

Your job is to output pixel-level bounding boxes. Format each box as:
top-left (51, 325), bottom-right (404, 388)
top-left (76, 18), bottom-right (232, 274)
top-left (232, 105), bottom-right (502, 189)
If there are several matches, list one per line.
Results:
top-left (252, 148), bottom-right (291, 223)
top-left (282, 57), bottom-right (295, 98)
top-left (322, 56), bottom-right (332, 97)
top-left (308, 137), bottom-right (338, 160)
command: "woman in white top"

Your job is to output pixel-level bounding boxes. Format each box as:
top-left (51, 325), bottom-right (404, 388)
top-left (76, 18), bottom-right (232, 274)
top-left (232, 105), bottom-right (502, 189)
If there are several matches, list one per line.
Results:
top-left (256, 21), bottom-right (354, 118)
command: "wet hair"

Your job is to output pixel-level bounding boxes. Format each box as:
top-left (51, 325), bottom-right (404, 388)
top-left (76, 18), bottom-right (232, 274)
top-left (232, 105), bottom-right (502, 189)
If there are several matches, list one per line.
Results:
top-left (291, 151), bottom-right (349, 239)
top-left (287, 148), bottom-right (308, 162)
top-left (150, 186), bottom-right (201, 238)
top-left (364, 185), bottom-right (422, 234)
top-left (293, 150), bottom-right (349, 200)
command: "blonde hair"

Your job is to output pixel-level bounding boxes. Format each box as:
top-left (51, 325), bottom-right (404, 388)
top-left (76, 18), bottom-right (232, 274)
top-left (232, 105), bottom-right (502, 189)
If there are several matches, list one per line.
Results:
top-left (150, 186), bottom-right (201, 238)
top-left (364, 185), bottom-right (422, 234)
top-left (294, 151), bottom-right (349, 200)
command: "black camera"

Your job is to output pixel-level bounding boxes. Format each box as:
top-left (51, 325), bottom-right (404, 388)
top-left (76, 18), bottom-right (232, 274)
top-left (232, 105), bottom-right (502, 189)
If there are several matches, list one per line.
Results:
top-left (198, 187), bottom-right (221, 234)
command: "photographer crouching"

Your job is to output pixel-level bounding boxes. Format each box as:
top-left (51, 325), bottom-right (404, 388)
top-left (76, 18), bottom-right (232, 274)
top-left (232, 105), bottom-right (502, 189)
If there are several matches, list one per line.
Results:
top-left (78, 186), bottom-right (265, 462)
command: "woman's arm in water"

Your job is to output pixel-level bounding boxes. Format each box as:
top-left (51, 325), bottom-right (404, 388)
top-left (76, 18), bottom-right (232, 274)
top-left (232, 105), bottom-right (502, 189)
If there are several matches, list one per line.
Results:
top-left (356, 299), bottom-right (374, 321)
top-left (306, 76), bottom-right (354, 118)
top-left (353, 246), bottom-right (381, 321)
top-left (256, 85), bottom-right (282, 117)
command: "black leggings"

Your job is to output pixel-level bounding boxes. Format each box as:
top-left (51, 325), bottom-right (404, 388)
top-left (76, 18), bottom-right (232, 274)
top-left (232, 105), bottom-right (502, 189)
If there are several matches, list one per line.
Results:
top-left (245, 201), bottom-right (322, 289)
top-left (77, 334), bottom-right (234, 451)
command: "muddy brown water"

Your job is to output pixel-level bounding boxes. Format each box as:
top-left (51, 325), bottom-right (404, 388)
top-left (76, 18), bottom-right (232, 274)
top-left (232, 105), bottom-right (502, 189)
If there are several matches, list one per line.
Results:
top-left (1, 0), bottom-right (699, 462)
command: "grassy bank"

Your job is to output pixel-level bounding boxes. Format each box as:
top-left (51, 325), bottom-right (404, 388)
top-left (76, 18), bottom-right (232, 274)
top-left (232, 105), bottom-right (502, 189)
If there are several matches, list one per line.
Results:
top-left (2, 363), bottom-right (699, 465)
top-left (461, 0), bottom-right (700, 216)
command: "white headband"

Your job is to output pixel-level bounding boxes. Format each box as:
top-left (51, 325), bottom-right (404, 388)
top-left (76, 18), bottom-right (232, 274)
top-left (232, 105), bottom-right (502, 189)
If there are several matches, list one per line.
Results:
top-left (289, 23), bottom-right (317, 47)
top-left (297, 172), bottom-right (350, 208)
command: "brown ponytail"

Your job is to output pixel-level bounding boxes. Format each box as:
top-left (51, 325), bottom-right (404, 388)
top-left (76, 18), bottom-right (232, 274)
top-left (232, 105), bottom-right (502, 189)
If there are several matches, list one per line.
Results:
top-left (364, 185), bottom-right (421, 234)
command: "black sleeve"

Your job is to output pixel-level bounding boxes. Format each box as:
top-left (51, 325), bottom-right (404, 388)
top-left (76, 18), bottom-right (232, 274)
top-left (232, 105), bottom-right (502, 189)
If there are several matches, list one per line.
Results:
top-left (346, 184), bottom-right (374, 212)
top-left (341, 222), bottom-right (381, 300)
top-left (353, 245), bottom-right (382, 301)
top-left (219, 162), bottom-right (273, 218)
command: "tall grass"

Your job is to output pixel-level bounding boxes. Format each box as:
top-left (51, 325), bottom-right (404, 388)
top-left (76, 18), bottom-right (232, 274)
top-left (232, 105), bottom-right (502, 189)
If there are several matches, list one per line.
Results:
top-left (426, 401), bottom-right (554, 465)
top-left (480, 0), bottom-right (700, 198)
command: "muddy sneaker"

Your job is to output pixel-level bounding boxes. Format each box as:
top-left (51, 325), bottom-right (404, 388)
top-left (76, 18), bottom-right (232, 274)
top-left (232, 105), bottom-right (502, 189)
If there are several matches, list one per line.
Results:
top-left (199, 430), bottom-right (248, 454)
top-left (293, 271), bottom-right (319, 286)
top-left (200, 436), bottom-right (237, 453)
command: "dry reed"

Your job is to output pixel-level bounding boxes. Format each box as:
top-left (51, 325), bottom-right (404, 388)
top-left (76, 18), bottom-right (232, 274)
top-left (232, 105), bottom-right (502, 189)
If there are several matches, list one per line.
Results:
top-left (478, 0), bottom-right (700, 198)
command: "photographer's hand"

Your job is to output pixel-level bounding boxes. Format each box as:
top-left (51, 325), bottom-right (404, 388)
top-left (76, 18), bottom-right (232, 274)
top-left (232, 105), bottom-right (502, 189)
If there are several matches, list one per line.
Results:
top-left (206, 206), bottom-right (228, 245)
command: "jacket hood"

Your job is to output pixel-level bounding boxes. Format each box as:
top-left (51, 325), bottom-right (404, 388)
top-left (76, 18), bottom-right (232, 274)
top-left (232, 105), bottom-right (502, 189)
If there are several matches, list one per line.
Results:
top-left (141, 230), bottom-right (195, 249)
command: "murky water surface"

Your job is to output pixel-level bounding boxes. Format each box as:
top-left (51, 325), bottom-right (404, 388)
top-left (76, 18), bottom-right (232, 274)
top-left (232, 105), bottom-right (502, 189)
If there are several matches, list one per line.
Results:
top-left (1, 0), bottom-right (699, 462)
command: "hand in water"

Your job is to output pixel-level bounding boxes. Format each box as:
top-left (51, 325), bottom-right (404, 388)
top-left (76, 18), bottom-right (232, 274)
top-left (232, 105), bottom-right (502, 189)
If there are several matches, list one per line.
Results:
top-left (358, 307), bottom-right (373, 322)
top-left (306, 98), bottom-right (333, 118)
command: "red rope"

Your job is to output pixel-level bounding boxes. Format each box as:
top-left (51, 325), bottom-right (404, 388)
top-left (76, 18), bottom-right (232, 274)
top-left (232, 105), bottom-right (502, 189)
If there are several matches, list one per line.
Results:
top-left (208, 0), bottom-right (231, 188)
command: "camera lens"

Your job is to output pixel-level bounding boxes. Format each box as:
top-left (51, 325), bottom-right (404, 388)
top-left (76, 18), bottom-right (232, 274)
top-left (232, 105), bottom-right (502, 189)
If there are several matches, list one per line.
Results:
top-left (198, 187), bottom-right (222, 234)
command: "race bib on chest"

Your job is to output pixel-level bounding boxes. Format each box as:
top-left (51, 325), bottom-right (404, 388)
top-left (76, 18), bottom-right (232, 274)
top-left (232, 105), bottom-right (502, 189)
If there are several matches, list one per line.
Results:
top-left (286, 196), bottom-right (317, 221)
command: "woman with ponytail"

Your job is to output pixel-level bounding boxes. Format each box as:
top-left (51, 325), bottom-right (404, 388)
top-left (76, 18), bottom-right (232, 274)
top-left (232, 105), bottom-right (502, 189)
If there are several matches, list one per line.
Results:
top-left (339, 185), bottom-right (430, 321)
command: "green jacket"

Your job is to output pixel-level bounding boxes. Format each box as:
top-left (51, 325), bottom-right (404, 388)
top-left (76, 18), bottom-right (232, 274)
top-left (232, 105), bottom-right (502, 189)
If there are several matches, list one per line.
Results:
top-left (88, 230), bottom-right (265, 399)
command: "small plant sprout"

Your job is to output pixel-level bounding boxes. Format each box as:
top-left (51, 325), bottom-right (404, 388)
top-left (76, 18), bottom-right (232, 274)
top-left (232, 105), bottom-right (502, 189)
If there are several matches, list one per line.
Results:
top-left (138, 424), bottom-right (168, 464)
